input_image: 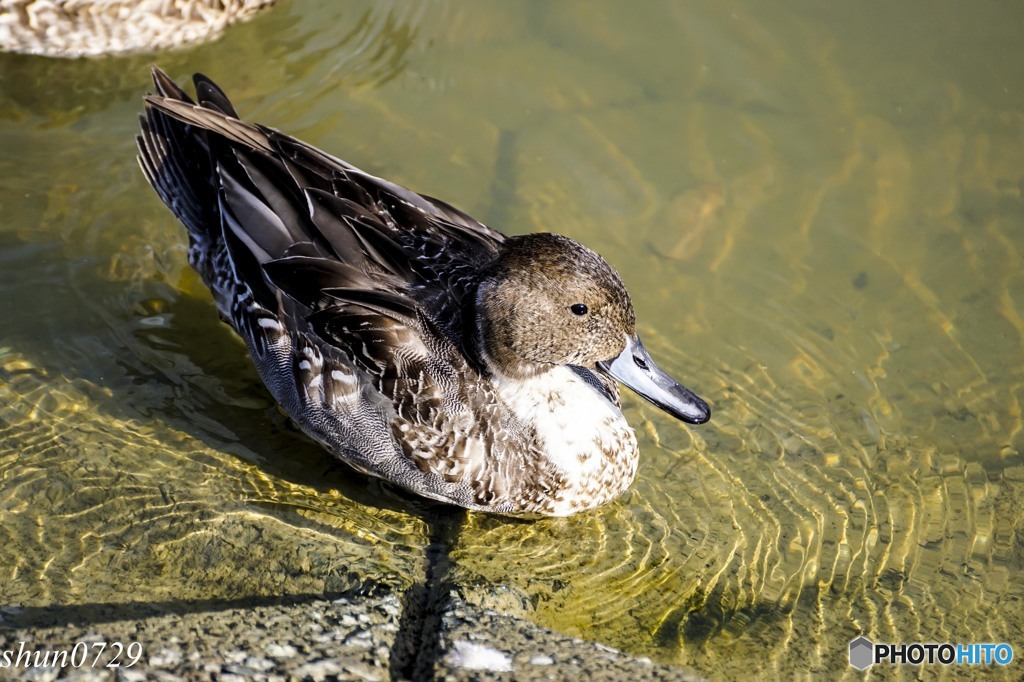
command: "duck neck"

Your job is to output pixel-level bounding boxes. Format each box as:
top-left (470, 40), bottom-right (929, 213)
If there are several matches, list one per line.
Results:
top-left (470, 280), bottom-right (551, 381)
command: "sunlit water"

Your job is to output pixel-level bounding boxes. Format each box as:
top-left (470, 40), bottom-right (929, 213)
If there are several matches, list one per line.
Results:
top-left (1, 0), bottom-right (1022, 678)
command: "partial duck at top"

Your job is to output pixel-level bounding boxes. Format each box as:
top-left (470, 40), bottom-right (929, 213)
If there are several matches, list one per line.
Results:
top-left (0, 0), bottom-right (276, 58)
top-left (137, 68), bottom-right (710, 517)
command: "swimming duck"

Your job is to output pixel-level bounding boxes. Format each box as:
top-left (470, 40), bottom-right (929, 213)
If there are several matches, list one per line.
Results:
top-left (137, 68), bottom-right (710, 517)
top-left (0, 0), bottom-right (276, 58)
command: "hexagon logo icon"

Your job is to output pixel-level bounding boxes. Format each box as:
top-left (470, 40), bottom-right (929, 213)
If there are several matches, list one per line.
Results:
top-left (849, 636), bottom-right (874, 670)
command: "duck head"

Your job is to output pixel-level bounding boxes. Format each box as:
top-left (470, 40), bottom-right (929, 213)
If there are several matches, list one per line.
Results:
top-left (475, 233), bottom-right (711, 425)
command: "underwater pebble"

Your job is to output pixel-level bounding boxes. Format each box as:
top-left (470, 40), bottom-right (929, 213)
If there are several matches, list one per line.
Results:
top-left (217, 674), bottom-right (248, 682)
top-left (147, 647), bottom-right (182, 667)
top-left (149, 672), bottom-right (182, 682)
top-left (265, 643), bottom-right (298, 659)
top-left (244, 656), bottom-right (275, 672)
top-left (1002, 465), bottom-right (1024, 481)
top-left (63, 669), bottom-right (107, 682)
top-left (118, 670), bottom-right (147, 682)
top-left (293, 658), bottom-right (344, 681)
top-left (447, 640), bottom-right (514, 672)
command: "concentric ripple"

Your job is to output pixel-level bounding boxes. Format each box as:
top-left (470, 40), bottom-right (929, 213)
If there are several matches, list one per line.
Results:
top-left (0, 345), bottom-right (428, 608)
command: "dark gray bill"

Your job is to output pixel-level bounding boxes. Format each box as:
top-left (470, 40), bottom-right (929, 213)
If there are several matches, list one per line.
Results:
top-left (598, 335), bottom-right (711, 424)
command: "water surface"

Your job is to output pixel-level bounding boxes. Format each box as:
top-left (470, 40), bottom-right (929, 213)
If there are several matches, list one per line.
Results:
top-left (1, 0), bottom-right (1022, 678)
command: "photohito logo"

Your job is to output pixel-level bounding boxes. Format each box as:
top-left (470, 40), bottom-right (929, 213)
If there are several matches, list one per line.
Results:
top-left (849, 636), bottom-right (1013, 670)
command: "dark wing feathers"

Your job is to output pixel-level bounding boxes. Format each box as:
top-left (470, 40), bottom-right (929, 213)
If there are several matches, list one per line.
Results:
top-left (303, 189), bottom-right (383, 269)
top-left (193, 72), bottom-right (239, 117)
top-left (217, 160), bottom-right (296, 263)
top-left (305, 302), bottom-right (461, 425)
top-left (235, 147), bottom-right (310, 234)
top-left (262, 256), bottom-right (377, 309)
top-left (153, 67), bottom-right (195, 104)
top-left (282, 241), bottom-right (325, 259)
top-left (268, 131), bottom-right (505, 249)
top-left (305, 189), bottom-right (417, 280)
top-left (137, 108), bottom-right (213, 240)
top-left (137, 67), bottom-right (536, 509)
top-left (143, 94), bottom-right (274, 153)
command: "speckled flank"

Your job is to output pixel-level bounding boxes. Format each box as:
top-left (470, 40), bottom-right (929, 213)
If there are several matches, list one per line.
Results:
top-left (136, 68), bottom-right (705, 516)
top-left (0, 0), bottom-right (277, 57)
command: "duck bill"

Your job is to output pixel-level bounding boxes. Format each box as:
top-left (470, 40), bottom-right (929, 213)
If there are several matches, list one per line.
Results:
top-left (598, 336), bottom-right (711, 424)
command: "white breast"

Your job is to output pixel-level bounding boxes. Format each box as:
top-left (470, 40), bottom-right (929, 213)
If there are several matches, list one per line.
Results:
top-left (493, 366), bottom-right (638, 513)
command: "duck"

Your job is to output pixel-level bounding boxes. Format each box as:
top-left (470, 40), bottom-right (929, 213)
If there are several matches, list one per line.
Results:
top-left (0, 0), bottom-right (276, 58)
top-left (136, 67), bottom-right (711, 517)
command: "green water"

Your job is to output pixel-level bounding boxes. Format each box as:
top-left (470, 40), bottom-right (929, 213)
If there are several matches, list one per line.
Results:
top-left (2, 0), bottom-right (1023, 678)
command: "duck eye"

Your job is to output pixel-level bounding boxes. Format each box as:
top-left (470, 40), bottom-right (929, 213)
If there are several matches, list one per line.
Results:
top-left (570, 303), bottom-right (589, 316)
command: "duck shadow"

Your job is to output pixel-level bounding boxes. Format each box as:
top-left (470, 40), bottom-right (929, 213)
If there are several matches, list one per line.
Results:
top-left (0, 228), bottom-right (465, 612)
top-left (135, 291), bottom-right (417, 508)
top-left (1, 252), bottom-right (469, 682)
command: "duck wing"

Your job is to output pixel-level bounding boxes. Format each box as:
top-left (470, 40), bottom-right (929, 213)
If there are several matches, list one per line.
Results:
top-left (137, 69), bottom-right (552, 512)
top-left (140, 69), bottom-right (502, 312)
